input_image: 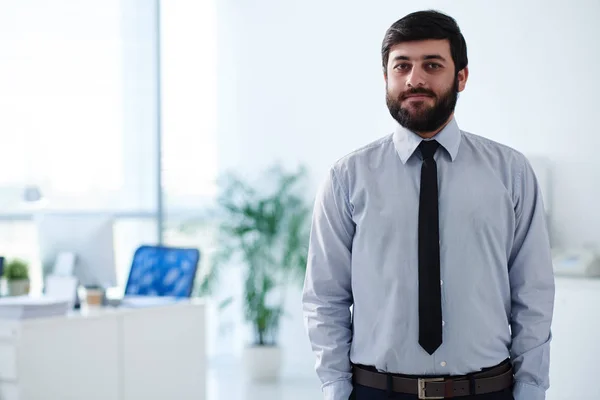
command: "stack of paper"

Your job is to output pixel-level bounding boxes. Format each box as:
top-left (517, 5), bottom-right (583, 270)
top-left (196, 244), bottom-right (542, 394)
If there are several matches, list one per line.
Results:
top-left (0, 296), bottom-right (70, 320)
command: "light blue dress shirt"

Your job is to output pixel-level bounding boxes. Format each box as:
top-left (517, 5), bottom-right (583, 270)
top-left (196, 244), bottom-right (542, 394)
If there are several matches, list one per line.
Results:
top-left (302, 117), bottom-right (555, 400)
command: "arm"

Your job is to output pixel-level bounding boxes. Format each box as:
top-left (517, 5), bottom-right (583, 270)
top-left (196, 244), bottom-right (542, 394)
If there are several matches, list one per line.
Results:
top-left (508, 156), bottom-right (555, 400)
top-left (302, 167), bottom-right (355, 400)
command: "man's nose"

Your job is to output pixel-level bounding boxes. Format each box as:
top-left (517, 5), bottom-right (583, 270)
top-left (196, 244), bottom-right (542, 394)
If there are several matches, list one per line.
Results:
top-left (406, 68), bottom-right (426, 88)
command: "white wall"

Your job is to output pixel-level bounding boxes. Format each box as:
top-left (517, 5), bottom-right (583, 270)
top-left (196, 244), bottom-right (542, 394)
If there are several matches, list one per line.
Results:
top-left (214, 0), bottom-right (600, 380)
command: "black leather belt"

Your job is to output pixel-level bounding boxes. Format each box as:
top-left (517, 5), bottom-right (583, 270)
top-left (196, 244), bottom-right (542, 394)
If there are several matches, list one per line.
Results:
top-left (352, 360), bottom-right (513, 399)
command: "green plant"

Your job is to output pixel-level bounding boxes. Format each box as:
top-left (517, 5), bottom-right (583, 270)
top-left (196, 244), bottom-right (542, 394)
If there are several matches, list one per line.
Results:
top-left (4, 258), bottom-right (30, 281)
top-left (199, 163), bottom-right (311, 346)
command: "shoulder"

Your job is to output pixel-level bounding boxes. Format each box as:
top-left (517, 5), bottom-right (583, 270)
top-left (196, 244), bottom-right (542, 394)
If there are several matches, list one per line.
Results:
top-left (317, 134), bottom-right (394, 200)
top-left (329, 134), bottom-right (394, 181)
top-left (460, 130), bottom-right (536, 200)
top-left (461, 130), bottom-right (528, 171)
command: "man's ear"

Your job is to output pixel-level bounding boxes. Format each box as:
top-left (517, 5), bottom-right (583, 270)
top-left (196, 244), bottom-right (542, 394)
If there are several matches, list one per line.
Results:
top-left (457, 66), bottom-right (469, 92)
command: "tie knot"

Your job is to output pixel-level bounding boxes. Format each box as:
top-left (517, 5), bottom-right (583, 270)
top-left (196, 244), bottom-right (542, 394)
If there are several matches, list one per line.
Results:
top-left (419, 140), bottom-right (440, 160)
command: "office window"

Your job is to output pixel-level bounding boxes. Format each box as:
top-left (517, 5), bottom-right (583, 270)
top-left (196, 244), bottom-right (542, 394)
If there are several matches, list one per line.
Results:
top-left (0, 0), bottom-right (158, 213)
top-left (0, 0), bottom-right (160, 292)
top-left (0, 0), bottom-right (221, 293)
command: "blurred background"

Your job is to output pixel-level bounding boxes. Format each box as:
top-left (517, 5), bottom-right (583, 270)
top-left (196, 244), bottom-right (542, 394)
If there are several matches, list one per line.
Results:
top-left (0, 0), bottom-right (598, 399)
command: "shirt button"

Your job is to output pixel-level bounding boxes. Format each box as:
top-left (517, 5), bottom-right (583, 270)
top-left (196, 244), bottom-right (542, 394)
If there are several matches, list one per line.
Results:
top-left (440, 280), bottom-right (444, 286)
top-left (441, 361), bottom-right (447, 367)
top-left (442, 321), bottom-right (445, 327)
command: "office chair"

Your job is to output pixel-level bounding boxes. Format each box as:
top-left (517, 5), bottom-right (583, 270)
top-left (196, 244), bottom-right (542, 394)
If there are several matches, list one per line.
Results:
top-left (124, 245), bottom-right (200, 299)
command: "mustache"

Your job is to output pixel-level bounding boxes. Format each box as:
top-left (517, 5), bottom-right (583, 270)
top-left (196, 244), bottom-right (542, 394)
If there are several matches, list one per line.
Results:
top-left (400, 88), bottom-right (436, 100)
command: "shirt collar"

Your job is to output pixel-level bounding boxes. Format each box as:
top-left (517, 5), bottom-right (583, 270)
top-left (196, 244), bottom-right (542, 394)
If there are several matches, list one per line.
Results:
top-left (392, 117), bottom-right (462, 164)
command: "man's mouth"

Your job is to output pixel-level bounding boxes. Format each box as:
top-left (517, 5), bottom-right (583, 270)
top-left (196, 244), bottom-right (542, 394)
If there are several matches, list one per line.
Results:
top-left (403, 94), bottom-right (432, 101)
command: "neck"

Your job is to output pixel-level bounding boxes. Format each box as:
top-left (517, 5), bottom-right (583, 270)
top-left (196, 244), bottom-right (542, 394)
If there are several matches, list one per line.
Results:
top-left (415, 113), bottom-right (454, 139)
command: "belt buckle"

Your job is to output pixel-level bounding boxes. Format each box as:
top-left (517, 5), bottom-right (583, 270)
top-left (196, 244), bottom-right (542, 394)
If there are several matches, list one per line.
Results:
top-left (418, 377), bottom-right (445, 399)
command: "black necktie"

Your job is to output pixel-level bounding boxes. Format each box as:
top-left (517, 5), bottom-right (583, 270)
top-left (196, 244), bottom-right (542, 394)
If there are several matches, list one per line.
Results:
top-left (418, 140), bottom-right (443, 355)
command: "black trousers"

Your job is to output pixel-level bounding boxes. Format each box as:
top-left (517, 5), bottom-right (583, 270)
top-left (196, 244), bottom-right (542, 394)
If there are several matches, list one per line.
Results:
top-left (350, 384), bottom-right (514, 400)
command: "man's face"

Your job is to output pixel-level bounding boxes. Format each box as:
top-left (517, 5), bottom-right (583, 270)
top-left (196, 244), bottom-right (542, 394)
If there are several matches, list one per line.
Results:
top-left (385, 39), bottom-right (468, 136)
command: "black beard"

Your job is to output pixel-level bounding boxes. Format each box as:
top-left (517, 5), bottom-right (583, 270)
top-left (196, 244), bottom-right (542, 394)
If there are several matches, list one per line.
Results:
top-left (386, 78), bottom-right (459, 133)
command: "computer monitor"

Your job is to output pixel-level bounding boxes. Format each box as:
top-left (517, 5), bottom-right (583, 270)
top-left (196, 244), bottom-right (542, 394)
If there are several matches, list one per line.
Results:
top-left (36, 214), bottom-right (117, 289)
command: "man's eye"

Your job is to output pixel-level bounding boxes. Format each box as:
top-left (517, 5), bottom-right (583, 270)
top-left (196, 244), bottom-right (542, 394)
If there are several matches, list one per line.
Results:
top-left (427, 63), bottom-right (442, 69)
top-left (395, 64), bottom-right (410, 70)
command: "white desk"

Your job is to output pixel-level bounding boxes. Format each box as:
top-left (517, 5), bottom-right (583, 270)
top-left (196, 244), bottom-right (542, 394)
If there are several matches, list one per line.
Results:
top-left (0, 300), bottom-right (206, 400)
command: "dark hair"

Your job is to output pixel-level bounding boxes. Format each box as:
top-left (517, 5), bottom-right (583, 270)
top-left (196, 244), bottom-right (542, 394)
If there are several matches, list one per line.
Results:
top-left (381, 10), bottom-right (468, 75)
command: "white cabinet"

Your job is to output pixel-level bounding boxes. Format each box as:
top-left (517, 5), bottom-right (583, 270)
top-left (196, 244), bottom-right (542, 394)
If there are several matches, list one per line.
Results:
top-left (0, 301), bottom-right (206, 400)
top-left (121, 303), bottom-right (206, 399)
top-left (547, 277), bottom-right (600, 400)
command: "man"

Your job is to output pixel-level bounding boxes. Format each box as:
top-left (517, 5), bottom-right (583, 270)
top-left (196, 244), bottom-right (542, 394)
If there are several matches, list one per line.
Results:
top-left (302, 10), bottom-right (554, 400)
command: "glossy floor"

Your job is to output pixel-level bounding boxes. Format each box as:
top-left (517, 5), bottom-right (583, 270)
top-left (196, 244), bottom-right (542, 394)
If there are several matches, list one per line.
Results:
top-left (206, 356), bottom-right (322, 400)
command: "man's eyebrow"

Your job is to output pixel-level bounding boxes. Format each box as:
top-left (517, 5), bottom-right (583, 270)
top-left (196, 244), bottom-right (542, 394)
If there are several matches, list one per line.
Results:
top-left (423, 54), bottom-right (447, 62)
top-left (391, 54), bottom-right (447, 62)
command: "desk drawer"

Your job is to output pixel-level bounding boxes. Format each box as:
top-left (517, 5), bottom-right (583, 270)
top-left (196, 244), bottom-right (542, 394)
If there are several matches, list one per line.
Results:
top-left (0, 344), bottom-right (17, 380)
